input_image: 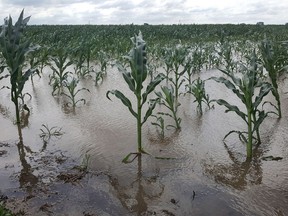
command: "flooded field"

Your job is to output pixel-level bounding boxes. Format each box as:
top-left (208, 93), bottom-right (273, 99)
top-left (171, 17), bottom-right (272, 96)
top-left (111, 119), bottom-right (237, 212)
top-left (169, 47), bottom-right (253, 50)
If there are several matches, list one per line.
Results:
top-left (0, 66), bottom-right (288, 216)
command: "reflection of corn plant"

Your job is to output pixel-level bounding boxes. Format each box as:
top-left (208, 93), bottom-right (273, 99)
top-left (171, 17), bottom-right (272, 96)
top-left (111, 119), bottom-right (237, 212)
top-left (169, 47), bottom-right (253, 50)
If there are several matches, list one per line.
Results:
top-left (0, 10), bottom-right (38, 124)
top-left (107, 32), bottom-right (164, 163)
top-left (18, 92), bottom-right (32, 112)
top-left (151, 114), bottom-right (165, 138)
top-left (62, 77), bottom-right (90, 107)
top-left (49, 47), bottom-right (73, 95)
top-left (185, 78), bottom-right (212, 115)
top-left (78, 154), bottom-right (91, 172)
top-left (211, 52), bottom-right (273, 158)
top-left (155, 85), bottom-right (181, 129)
top-left (259, 38), bottom-right (283, 118)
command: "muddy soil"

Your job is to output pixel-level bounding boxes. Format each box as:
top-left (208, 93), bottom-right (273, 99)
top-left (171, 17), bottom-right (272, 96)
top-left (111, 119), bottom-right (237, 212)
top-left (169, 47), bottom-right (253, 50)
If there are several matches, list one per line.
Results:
top-left (0, 67), bottom-right (288, 215)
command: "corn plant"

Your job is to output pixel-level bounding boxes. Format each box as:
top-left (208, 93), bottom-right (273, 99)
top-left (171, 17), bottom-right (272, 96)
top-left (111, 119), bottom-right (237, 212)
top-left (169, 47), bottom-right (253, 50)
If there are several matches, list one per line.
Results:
top-left (62, 77), bottom-right (90, 107)
top-left (166, 44), bottom-right (188, 103)
top-left (184, 46), bottom-right (207, 85)
top-left (218, 40), bottom-right (237, 72)
top-left (107, 31), bottom-right (164, 163)
top-left (38, 46), bottom-right (50, 74)
top-left (259, 38), bottom-right (284, 118)
top-left (39, 123), bottom-right (64, 151)
top-left (161, 47), bottom-right (173, 82)
top-left (155, 85), bottom-right (181, 129)
top-left (0, 10), bottom-right (38, 124)
top-left (94, 50), bottom-right (109, 85)
top-left (49, 47), bottom-right (73, 95)
top-left (185, 78), bottom-right (212, 115)
top-left (211, 52), bottom-right (273, 158)
top-left (39, 124), bottom-right (63, 142)
top-left (72, 42), bottom-right (89, 78)
top-left (151, 114), bottom-right (165, 138)
top-left (0, 56), bottom-right (8, 81)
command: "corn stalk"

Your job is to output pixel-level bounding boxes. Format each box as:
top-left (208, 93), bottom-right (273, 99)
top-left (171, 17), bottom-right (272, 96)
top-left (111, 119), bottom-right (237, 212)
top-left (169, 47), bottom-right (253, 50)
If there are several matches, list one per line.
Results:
top-left (211, 52), bottom-right (272, 158)
top-left (0, 10), bottom-right (38, 124)
top-left (107, 32), bottom-right (164, 163)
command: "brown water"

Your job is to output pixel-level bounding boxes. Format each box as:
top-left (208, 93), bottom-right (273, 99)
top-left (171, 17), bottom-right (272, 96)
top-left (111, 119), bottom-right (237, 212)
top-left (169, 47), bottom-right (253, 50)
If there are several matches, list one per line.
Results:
top-left (0, 67), bottom-right (288, 216)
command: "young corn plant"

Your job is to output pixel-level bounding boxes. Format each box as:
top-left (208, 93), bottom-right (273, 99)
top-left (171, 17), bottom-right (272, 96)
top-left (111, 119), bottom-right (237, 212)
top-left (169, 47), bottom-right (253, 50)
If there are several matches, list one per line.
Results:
top-left (0, 56), bottom-right (8, 82)
top-left (185, 78), bottom-right (212, 115)
top-left (72, 42), bottom-right (89, 78)
top-left (167, 44), bottom-right (188, 103)
top-left (49, 47), bottom-right (73, 96)
top-left (62, 77), bottom-right (90, 107)
top-left (107, 32), bottom-right (164, 163)
top-left (211, 52), bottom-right (273, 159)
top-left (39, 123), bottom-right (64, 151)
top-left (39, 124), bottom-right (64, 142)
top-left (0, 10), bottom-right (38, 124)
top-left (218, 41), bottom-right (237, 72)
top-left (151, 114), bottom-right (165, 139)
top-left (94, 50), bottom-right (110, 86)
top-left (161, 47), bottom-right (173, 82)
top-left (155, 85), bottom-right (181, 130)
top-left (259, 38), bottom-right (284, 118)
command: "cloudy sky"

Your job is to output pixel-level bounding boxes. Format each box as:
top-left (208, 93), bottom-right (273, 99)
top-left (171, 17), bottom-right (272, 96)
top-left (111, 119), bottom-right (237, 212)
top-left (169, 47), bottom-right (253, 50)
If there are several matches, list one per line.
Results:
top-left (0, 0), bottom-right (287, 25)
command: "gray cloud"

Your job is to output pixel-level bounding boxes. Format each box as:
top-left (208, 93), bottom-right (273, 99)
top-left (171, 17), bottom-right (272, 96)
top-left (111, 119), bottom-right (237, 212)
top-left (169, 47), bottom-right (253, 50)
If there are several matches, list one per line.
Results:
top-left (0, 0), bottom-right (287, 25)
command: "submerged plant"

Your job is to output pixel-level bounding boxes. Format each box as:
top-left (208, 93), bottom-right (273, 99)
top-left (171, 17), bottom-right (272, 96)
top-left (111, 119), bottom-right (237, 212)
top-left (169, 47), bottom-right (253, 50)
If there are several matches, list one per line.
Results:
top-left (107, 31), bottom-right (164, 163)
top-left (151, 114), bottom-right (165, 138)
top-left (211, 52), bottom-right (273, 158)
top-left (0, 10), bottom-right (39, 124)
top-left (94, 50), bottom-right (110, 85)
top-left (39, 124), bottom-right (64, 142)
top-left (259, 38), bottom-right (284, 118)
top-left (185, 78), bottom-right (212, 115)
top-left (167, 44), bottom-right (188, 103)
top-left (49, 47), bottom-right (73, 95)
top-left (155, 85), bottom-right (181, 130)
top-left (62, 77), bottom-right (90, 107)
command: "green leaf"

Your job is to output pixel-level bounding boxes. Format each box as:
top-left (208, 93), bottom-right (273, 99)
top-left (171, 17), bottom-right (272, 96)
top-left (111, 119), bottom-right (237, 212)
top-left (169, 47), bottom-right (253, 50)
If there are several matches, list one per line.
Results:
top-left (122, 71), bottom-right (136, 93)
top-left (254, 82), bottom-right (272, 109)
top-left (142, 73), bottom-right (164, 105)
top-left (216, 99), bottom-right (247, 123)
top-left (142, 99), bottom-right (157, 125)
top-left (106, 90), bottom-right (137, 118)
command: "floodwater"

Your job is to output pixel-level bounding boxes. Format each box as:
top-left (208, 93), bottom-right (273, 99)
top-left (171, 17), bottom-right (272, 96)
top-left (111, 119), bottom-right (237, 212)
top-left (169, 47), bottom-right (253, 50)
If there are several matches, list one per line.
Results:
top-left (0, 66), bottom-right (288, 216)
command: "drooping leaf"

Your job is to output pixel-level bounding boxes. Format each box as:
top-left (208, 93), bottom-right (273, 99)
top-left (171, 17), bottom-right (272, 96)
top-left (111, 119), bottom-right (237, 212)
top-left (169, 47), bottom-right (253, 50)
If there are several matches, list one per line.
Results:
top-left (106, 90), bottom-right (137, 118)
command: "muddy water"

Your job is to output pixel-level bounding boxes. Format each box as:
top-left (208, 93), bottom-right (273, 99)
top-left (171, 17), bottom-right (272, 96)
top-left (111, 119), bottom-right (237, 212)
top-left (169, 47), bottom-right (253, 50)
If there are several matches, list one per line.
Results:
top-left (0, 66), bottom-right (288, 215)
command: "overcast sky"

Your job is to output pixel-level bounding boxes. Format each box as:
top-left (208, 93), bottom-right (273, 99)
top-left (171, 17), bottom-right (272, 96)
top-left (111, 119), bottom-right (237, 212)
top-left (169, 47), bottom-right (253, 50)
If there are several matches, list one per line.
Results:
top-left (0, 0), bottom-right (287, 25)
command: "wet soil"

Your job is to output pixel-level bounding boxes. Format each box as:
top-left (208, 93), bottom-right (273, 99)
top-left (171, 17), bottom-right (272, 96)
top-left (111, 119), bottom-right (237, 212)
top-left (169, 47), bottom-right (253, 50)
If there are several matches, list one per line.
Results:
top-left (0, 67), bottom-right (288, 215)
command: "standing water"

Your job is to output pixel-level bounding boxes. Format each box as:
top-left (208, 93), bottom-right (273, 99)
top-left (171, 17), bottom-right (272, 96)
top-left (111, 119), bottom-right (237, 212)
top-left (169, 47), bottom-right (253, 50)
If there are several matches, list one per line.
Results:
top-left (0, 66), bottom-right (287, 215)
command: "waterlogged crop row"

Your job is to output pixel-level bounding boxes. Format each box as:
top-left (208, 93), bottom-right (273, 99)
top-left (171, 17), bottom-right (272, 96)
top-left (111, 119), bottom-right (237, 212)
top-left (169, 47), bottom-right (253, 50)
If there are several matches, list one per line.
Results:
top-left (1, 11), bottom-right (288, 161)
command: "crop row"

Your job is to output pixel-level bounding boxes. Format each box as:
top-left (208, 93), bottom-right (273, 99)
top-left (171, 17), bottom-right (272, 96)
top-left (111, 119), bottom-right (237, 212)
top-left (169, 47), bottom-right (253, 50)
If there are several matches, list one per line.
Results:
top-left (1, 10), bottom-right (288, 161)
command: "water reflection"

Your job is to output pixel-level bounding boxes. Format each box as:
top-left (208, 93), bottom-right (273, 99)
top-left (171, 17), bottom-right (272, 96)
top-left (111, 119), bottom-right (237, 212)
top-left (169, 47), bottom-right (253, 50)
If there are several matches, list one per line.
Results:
top-left (17, 125), bottom-right (38, 193)
top-left (110, 156), bottom-right (164, 215)
top-left (19, 110), bottom-right (30, 128)
top-left (0, 103), bottom-right (10, 118)
top-left (204, 143), bottom-right (263, 190)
